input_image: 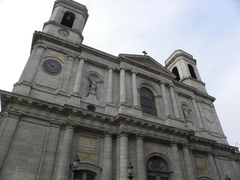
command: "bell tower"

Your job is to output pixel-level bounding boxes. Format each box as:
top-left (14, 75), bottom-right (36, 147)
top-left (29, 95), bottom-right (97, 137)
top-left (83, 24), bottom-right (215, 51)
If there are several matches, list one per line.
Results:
top-left (165, 49), bottom-right (207, 93)
top-left (42, 0), bottom-right (88, 44)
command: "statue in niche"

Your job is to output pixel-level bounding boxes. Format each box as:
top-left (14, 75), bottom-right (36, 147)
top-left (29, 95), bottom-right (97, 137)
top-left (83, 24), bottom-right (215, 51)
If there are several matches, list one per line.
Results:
top-left (89, 79), bottom-right (97, 93)
top-left (183, 108), bottom-right (190, 121)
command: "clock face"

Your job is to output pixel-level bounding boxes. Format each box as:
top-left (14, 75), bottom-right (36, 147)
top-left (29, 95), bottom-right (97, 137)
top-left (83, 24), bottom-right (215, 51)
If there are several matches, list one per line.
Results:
top-left (43, 59), bottom-right (62, 74)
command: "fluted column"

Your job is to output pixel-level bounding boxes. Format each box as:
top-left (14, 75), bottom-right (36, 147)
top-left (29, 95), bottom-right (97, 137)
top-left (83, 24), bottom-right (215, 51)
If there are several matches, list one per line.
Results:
top-left (131, 70), bottom-right (138, 106)
top-left (160, 82), bottom-right (171, 117)
top-left (136, 136), bottom-right (147, 180)
top-left (0, 112), bottom-right (20, 170)
top-left (119, 134), bottom-right (128, 180)
top-left (107, 67), bottom-right (114, 103)
top-left (56, 125), bottom-right (75, 180)
top-left (191, 97), bottom-right (204, 129)
top-left (73, 58), bottom-right (85, 96)
top-left (171, 143), bottom-right (183, 180)
top-left (169, 85), bottom-right (180, 119)
top-left (207, 152), bottom-right (219, 180)
top-left (24, 45), bottom-right (46, 83)
top-left (183, 145), bottom-right (195, 180)
top-left (120, 68), bottom-right (126, 103)
top-left (102, 133), bottom-right (113, 180)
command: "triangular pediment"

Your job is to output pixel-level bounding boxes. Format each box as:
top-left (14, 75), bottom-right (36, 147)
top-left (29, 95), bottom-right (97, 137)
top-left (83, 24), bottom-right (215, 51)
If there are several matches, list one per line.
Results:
top-left (118, 54), bottom-right (174, 78)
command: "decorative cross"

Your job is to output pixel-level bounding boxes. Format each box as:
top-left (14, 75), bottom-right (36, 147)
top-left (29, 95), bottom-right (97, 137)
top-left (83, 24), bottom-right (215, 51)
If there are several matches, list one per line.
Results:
top-left (142, 51), bottom-right (147, 56)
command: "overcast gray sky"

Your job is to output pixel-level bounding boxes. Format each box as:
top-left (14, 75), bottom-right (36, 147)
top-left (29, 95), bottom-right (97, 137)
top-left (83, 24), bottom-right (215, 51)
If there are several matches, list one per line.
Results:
top-left (0, 0), bottom-right (240, 147)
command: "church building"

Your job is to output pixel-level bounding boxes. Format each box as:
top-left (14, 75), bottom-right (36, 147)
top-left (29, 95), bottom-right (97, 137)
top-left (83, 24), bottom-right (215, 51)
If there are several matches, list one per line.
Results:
top-left (0, 0), bottom-right (239, 180)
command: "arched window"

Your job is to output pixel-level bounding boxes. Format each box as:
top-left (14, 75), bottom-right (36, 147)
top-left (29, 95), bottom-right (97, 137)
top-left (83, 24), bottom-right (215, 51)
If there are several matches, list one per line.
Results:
top-left (188, 64), bottom-right (197, 79)
top-left (61, 12), bottom-right (75, 28)
top-left (139, 87), bottom-right (157, 116)
top-left (74, 170), bottom-right (96, 180)
top-left (172, 67), bottom-right (180, 81)
top-left (147, 156), bottom-right (170, 180)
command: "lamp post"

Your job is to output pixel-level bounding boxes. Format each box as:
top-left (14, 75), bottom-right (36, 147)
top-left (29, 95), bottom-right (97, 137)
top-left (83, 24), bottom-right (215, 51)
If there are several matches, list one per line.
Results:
top-left (70, 155), bottom-right (80, 179)
top-left (127, 163), bottom-right (133, 180)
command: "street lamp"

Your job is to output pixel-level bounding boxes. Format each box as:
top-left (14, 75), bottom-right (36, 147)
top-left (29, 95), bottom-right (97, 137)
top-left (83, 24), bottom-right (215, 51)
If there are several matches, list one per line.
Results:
top-left (127, 163), bottom-right (133, 180)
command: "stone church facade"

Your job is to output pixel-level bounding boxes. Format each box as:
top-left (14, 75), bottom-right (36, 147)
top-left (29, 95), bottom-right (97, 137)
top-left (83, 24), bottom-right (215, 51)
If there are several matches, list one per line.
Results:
top-left (0, 0), bottom-right (239, 180)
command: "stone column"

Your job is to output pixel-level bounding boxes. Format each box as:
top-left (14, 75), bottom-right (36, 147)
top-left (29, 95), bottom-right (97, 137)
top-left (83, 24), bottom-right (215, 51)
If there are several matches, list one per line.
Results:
top-left (169, 85), bottom-right (180, 119)
top-left (102, 133), bottom-right (113, 180)
top-left (136, 136), bottom-right (147, 180)
top-left (120, 68), bottom-right (126, 103)
top-left (183, 145), bottom-right (195, 180)
top-left (24, 45), bottom-right (46, 83)
top-left (207, 152), bottom-right (219, 180)
top-left (119, 134), bottom-right (128, 180)
top-left (160, 82), bottom-right (170, 117)
top-left (191, 98), bottom-right (204, 129)
top-left (131, 70), bottom-right (139, 107)
top-left (73, 58), bottom-right (85, 96)
top-left (0, 112), bottom-right (20, 170)
top-left (56, 125), bottom-right (75, 180)
top-left (107, 67), bottom-right (114, 103)
top-left (60, 54), bottom-right (75, 93)
top-left (171, 143), bottom-right (183, 180)
top-left (38, 122), bottom-right (62, 180)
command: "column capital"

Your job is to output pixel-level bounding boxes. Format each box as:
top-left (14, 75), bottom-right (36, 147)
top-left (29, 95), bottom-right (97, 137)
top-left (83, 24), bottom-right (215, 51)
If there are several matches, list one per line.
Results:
top-left (168, 84), bottom-right (175, 88)
top-left (171, 141), bottom-right (179, 146)
top-left (37, 44), bottom-right (47, 50)
top-left (65, 121), bottom-right (78, 130)
top-left (104, 131), bottom-right (114, 136)
top-left (136, 134), bottom-right (145, 140)
top-left (107, 66), bottom-right (115, 70)
top-left (77, 56), bottom-right (87, 61)
top-left (117, 133), bottom-right (128, 138)
top-left (159, 80), bottom-right (166, 85)
top-left (130, 69), bottom-right (138, 74)
top-left (67, 54), bottom-right (76, 60)
top-left (119, 66), bottom-right (127, 71)
top-left (50, 121), bottom-right (63, 128)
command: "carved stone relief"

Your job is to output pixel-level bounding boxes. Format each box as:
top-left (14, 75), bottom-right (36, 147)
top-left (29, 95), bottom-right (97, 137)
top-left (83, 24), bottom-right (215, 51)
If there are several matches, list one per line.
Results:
top-left (203, 108), bottom-right (214, 123)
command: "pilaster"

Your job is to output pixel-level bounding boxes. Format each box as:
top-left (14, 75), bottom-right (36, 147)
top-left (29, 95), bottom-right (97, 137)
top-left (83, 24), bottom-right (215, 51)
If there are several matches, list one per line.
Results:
top-left (160, 82), bottom-right (171, 117)
top-left (171, 142), bottom-right (183, 180)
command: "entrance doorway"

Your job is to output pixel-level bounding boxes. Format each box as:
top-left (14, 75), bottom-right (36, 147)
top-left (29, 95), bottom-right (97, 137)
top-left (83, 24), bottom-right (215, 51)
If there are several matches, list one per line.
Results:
top-left (147, 156), bottom-right (170, 180)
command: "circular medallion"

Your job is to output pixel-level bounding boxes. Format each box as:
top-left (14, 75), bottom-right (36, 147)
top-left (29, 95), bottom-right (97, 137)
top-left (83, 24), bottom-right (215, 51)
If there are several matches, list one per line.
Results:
top-left (43, 59), bottom-right (62, 74)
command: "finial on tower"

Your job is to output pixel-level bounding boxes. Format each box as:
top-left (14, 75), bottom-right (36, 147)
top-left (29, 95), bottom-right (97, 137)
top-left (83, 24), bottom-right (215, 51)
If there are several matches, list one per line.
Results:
top-left (142, 51), bottom-right (147, 56)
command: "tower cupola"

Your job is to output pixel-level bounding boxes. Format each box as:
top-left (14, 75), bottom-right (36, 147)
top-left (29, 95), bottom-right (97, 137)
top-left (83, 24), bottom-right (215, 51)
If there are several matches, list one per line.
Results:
top-left (42, 0), bottom-right (88, 44)
top-left (165, 50), bottom-right (207, 93)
